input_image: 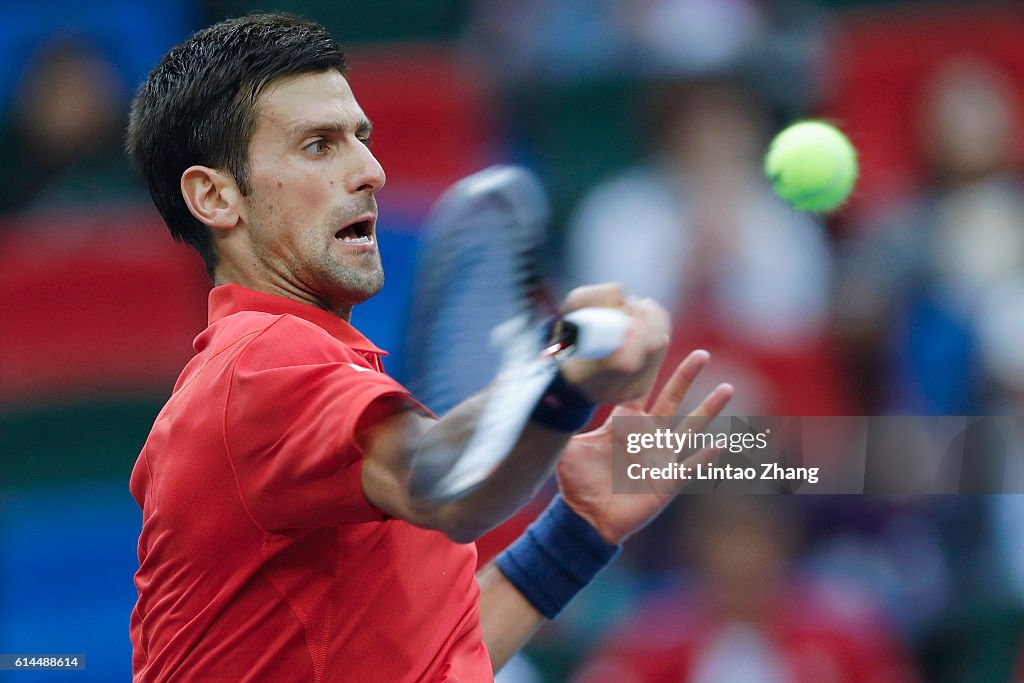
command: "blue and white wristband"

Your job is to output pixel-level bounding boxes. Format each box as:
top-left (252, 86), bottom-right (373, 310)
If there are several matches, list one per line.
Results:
top-left (495, 495), bottom-right (620, 619)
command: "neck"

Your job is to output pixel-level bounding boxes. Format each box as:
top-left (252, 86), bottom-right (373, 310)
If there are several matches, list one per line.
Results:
top-left (213, 266), bottom-right (353, 321)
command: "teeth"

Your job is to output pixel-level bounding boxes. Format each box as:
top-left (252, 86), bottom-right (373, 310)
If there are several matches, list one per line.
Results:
top-left (341, 235), bottom-right (372, 243)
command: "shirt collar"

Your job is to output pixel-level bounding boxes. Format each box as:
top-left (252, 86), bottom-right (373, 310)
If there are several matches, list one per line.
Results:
top-left (208, 284), bottom-right (387, 356)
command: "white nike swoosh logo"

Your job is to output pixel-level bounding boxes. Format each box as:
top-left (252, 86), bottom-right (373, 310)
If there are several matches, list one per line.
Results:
top-left (347, 363), bottom-right (373, 373)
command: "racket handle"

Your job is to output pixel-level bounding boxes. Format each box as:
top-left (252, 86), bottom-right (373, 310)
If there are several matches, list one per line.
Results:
top-left (562, 307), bottom-right (630, 359)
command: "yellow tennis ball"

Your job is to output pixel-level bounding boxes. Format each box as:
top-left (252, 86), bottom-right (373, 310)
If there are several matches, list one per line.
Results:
top-left (764, 121), bottom-right (858, 213)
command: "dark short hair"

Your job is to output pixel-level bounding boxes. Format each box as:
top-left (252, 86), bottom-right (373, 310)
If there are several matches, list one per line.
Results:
top-left (126, 13), bottom-right (347, 277)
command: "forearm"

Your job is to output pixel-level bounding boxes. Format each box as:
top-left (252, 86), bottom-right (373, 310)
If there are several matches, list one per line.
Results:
top-left (363, 285), bottom-right (670, 542)
top-left (477, 496), bottom-right (621, 672)
top-left (421, 395), bottom-right (573, 542)
top-left (361, 388), bottom-right (580, 543)
top-left (477, 563), bottom-right (545, 672)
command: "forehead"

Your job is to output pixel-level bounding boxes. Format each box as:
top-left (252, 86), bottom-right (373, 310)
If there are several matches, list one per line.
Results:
top-left (254, 70), bottom-right (363, 134)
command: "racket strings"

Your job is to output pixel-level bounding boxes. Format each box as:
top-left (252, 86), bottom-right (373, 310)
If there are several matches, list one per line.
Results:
top-left (403, 167), bottom-right (552, 415)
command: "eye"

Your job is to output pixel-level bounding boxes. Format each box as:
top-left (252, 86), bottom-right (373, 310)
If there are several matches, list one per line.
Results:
top-left (304, 139), bottom-right (331, 155)
top-left (356, 134), bottom-right (373, 148)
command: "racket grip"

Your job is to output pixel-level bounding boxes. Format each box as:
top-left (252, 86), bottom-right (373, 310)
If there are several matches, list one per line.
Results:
top-left (562, 307), bottom-right (630, 359)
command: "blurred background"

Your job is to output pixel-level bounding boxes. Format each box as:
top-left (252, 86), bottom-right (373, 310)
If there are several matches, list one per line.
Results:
top-left (3, 0), bottom-right (1024, 680)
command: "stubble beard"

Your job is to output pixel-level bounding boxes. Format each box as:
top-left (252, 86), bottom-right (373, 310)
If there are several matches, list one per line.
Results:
top-left (244, 188), bottom-right (386, 310)
top-left (244, 216), bottom-right (386, 312)
top-left (318, 197), bottom-right (384, 307)
top-left (318, 246), bottom-right (384, 307)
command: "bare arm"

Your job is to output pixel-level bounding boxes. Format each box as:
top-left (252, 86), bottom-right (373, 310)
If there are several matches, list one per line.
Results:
top-left (477, 562), bottom-right (544, 672)
top-left (359, 284), bottom-right (670, 543)
top-left (359, 395), bottom-right (572, 542)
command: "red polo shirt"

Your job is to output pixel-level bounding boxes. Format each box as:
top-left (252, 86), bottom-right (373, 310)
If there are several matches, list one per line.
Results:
top-left (130, 284), bottom-right (489, 682)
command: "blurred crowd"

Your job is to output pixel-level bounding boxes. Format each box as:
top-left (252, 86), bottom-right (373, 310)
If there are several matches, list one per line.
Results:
top-left (5, 0), bottom-right (1024, 681)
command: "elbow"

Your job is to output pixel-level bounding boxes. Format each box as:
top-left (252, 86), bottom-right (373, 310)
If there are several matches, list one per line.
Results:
top-left (443, 523), bottom-right (489, 545)
top-left (412, 500), bottom-right (492, 544)
top-left (418, 486), bottom-right (540, 544)
top-left (436, 512), bottom-right (492, 545)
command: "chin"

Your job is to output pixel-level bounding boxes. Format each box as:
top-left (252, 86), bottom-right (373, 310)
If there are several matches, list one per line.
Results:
top-left (329, 273), bottom-right (384, 307)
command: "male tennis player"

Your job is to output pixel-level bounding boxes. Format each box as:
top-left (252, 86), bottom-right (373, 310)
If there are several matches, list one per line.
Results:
top-left (126, 13), bottom-right (732, 681)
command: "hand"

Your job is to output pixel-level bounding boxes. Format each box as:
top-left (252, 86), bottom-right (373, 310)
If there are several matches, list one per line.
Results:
top-left (556, 350), bottom-right (733, 545)
top-left (558, 283), bottom-right (670, 405)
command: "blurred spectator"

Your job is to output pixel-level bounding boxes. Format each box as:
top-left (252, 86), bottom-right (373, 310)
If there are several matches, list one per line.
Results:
top-left (837, 56), bottom-right (1024, 414)
top-left (462, 0), bottom-right (824, 92)
top-left (572, 496), bottom-right (919, 682)
top-left (974, 277), bottom-right (1024, 491)
top-left (463, 0), bottom-right (761, 82)
top-left (566, 77), bottom-right (845, 415)
top-left (974, 278), bottom-right (1024, 636)
top-left (977, 277), bottom-right (1024, 415)
top-left (0, 36), bottom-right (144, 216)
top-left (801, 497), bottom-right (960, 639)
top-left (800, 495), bottom-right (1024, 682)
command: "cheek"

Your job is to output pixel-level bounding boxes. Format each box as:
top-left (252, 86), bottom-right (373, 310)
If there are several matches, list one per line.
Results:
top-left (247, 160), bottom-right (335, 236)
top-left (250, 175), bottom-right (300, 220)
top-left (273, 171), bottom-right (333, 214)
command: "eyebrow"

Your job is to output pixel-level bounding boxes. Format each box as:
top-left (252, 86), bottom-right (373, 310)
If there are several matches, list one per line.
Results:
top-left (287, 117), bottom-right (373, 139)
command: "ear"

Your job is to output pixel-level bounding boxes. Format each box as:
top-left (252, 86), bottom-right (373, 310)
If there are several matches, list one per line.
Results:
top-left (180, 166), bottom-right (245, 230)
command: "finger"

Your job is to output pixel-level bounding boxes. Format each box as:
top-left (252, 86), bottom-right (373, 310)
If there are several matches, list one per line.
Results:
top-left (648, 349), bottom-right (710, 416)
top-left (643, 383), bottom-right (732, 464)
top-left (669, 445), bottom-right (722, 496)
top-left (621, 391), bottom-right (651, 413)
top-left (628, 298), bottom-right (670, 353)
top-left (616, 352), bottom-right (674, 413)
top-left (561, 282), bottom-right (626, 313)
top-left (603, 298), bottom-right (669, 373)
top-left (676, 382), bottom-right (734, 436)
top-left (691, 382), bottom-right (734, 419)
top-left (678, 445), bottom-right (722, 469)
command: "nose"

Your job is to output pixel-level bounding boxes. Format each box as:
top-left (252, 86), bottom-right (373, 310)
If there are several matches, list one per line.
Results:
top-left (350, 141), bottom-right (386, 194)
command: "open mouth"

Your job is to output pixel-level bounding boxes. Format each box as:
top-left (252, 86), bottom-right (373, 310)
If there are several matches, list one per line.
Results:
top-left (335, 219), bottom-right (374, 244)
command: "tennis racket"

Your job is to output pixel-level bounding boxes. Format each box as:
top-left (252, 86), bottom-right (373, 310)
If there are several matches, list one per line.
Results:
top-left (403, 165), bottom-right (628, 502)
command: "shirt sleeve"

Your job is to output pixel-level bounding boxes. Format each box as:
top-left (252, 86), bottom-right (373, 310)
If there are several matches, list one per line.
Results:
top-left (224, 318), bottom-right (417, 530)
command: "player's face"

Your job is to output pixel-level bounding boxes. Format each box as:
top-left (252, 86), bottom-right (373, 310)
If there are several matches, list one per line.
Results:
top-left (242, 70), bottom-right (386, 315)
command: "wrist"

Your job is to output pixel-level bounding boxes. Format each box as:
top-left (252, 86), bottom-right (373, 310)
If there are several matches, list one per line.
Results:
top-left (559, 497), bottom-right (619, 546)
top-left (494, 495), bottom-right (620, 619)
top-left (529, 371), bottom-right (597, 433)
